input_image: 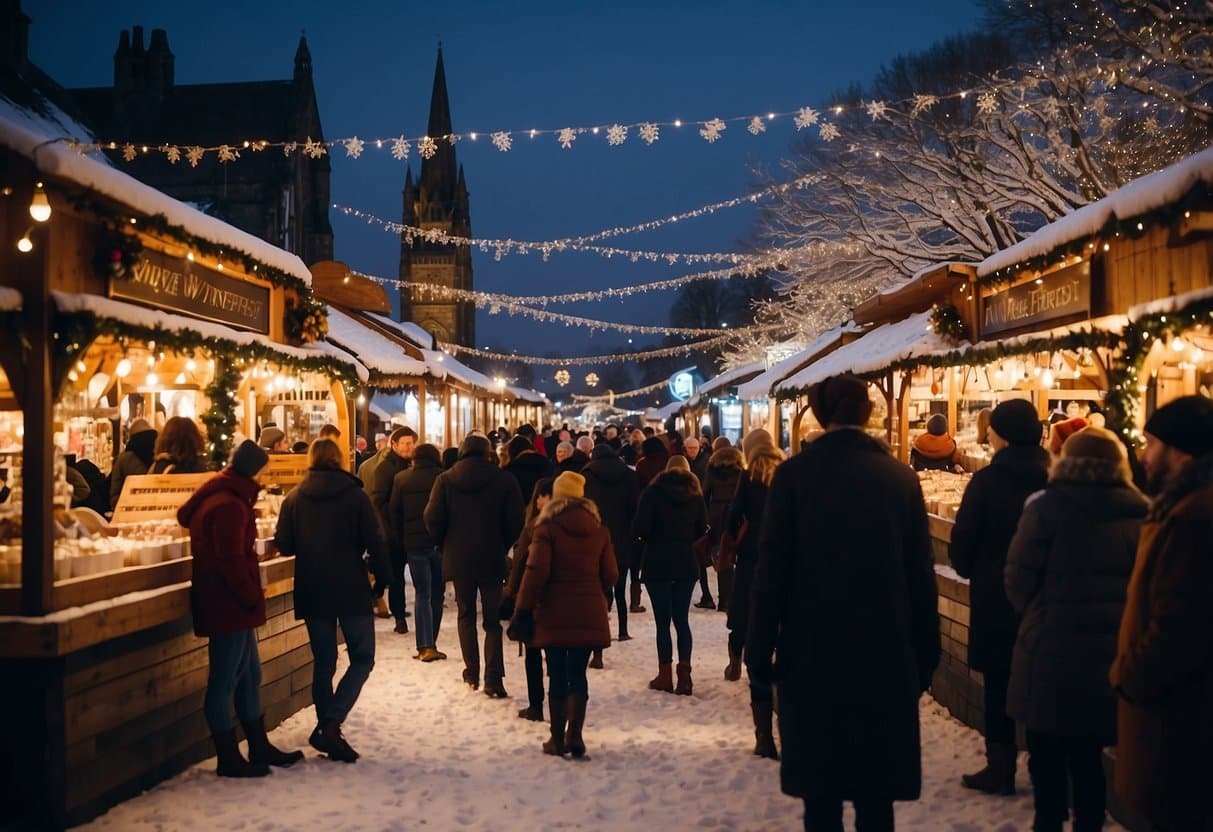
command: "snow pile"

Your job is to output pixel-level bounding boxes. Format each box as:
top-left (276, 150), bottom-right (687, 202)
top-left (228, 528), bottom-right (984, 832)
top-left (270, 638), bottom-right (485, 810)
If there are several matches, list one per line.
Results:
top-left (80, 585), bottom-right (1125, 831)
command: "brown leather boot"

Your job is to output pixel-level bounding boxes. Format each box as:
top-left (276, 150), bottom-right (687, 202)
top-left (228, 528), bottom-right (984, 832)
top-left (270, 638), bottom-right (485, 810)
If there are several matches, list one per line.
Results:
top-left (648, 662), bottom-right (673, 692)
top-left (212, 729), bottom-right (270, 778)
top-left (674, 662), bottom-right (693, 696)
top-left (751, 702), bottom-right (779, 760)
top-left (394, 617), bottom-right (408, 634)
top-left (373, 596), bottom-right (390, 618)
top-left (724, 647), bottom-right (742, 682)
top-left (243, 715), bottom-right (304, 768)
top-left (961, 741), bottom-right (1017, 795)
top-left (629, 582), bottom-right (646, 613)
top-left (589, 649), bottom-right (604, 669)
top-left (544, 697), bottom-right (568, 756)
top-left (564, 693), bottom-right (587, 758)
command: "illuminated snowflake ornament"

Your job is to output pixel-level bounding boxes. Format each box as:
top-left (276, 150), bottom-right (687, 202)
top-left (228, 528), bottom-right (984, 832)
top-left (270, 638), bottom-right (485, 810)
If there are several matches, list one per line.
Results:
top-left (794, 107), bottom-right (819, 130)
top-left (638, 122), bottom-right (660, 145)
top-left (344, 137), bottom-right (365, 158)
top-left (585, 372), bottom-right (600, 388)
top-left (391, 136), bottom-right (410, 160)
top-left (976, 90), bottom-right (1000, 115)
top-left (606, 124), bottom-right (627, 146)
top-left (747, 116), bottom-right (766, 135)
top-left (418, 136), bottom-right (437, 159)
top-left (554, 369), bottom-right (571, 387)
top-left (491, 131), bottom-right (513, 152)
top-left (818, 122), bottom-right (840, 142)
top-left (558, 128), bottom-right (577, 149)
top-left (699, 118), bottom-right (727, 143)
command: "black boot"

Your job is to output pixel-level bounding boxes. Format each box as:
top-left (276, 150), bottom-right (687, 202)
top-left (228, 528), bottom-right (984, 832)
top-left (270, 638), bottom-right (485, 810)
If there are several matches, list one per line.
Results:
top-left (565, 693), bottom-right (588, 759)
top-left (212, 729), bottom-right (270, 778)
top-left (589, 649), bottom-right (604, 669)
top-left (724, 647), bottom-right (742, 682)
top-left (309, 721), bottom-right (359, 763)
top-left (243, 715), bottom-right (304, 768)
top-left (518, 704), bottom-right (544, 721)
top-left (961, 741), bottom-right (1017, 795)
top-left (629, 582), bottom-right (646, 613)
top-left (544, 697), bottom-right (568, 756)
top-left (751, 702), bottom-right (779, 760)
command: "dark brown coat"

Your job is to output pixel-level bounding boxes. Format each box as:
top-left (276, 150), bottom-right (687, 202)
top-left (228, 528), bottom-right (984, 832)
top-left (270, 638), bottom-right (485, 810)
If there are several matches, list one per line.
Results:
top-left (516, 498), bottom-right (618, 649)
top-left (1110, 454), bottom-right (1213, 830)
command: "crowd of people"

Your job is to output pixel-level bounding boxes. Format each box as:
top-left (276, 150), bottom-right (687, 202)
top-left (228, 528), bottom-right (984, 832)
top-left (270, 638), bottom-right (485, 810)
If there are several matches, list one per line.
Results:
top-left (176, 379), bottom-right (1212, 832)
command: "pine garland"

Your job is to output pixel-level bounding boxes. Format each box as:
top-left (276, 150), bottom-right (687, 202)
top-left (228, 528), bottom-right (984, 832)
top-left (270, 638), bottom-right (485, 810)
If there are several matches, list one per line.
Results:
top-left (929, 303), bottom-right (970, 342)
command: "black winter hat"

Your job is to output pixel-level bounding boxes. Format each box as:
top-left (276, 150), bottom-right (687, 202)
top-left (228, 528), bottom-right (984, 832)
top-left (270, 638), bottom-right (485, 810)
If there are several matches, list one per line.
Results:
top-left (590, 442), bottom-right (618, 460)
top-left (807, 374), bottom-right (872, 428)
top-left (230, 439), bottom-right (269, 479)
top-left (1144, 395), bottom-right (1213, 458)
top-left (989, 399), bottom-right (1042, 447)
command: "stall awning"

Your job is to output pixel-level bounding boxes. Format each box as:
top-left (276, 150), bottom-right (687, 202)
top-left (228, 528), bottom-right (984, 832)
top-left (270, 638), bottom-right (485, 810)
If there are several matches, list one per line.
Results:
top-left (1128, 285), bottom-right (1213, 320)
top-left (917, 314), bottom-right (1128, 366)
top-left (688, 360), bottom-right (765, 407)
top-left (774, 311), bottom-right (953, 397)
top-left (738, 324), bottom-right (863, 401)
top-left (52, 292), bottom-right (368, 382)
top-left (979, 145), bottom-right (1213, 277)
top-left (325, 307), bottom-right (429, 380)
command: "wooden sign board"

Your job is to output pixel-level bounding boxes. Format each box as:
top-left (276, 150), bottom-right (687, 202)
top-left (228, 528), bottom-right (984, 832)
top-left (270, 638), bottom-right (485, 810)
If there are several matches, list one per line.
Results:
top-left (259, 454), bottom-right (309, 494)
top-left (111, 472), bottom-right (215, 525)
top-left (981, 261), bottom-right (1091, 339)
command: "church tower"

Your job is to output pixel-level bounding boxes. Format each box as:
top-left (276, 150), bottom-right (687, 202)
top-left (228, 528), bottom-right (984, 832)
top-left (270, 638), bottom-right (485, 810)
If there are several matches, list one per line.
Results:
top-left (397, 47), bottom-right (474, 347)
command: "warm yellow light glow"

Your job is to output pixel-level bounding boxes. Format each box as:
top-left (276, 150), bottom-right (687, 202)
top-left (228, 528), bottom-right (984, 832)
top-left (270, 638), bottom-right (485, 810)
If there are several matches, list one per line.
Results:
top-left (115, 358), bottom-right (132, 378)
top-left (16, 233), bottom-right (32, 253)
top-left (146, 372), bottom-right (159, 386)
top-left (29, 184), bottom-right (51, 222)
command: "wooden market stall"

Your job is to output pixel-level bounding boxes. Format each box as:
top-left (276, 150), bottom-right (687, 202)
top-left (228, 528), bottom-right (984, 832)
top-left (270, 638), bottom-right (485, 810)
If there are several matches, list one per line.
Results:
top-left (679, 359), bottom-right (764, 446)
top-left (0, 104), bottom-right (364, 829)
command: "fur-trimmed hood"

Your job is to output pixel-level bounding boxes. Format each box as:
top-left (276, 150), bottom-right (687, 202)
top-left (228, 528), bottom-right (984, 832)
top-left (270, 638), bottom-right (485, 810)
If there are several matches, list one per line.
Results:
top-left (707, 446), bottom-right (744, 474)
top-left (536, 496), bottom-right (602, 537)
top-left (1049, 456), bottom-right (1132, 487)
top-left (648, 468), bottom-right (702, 503)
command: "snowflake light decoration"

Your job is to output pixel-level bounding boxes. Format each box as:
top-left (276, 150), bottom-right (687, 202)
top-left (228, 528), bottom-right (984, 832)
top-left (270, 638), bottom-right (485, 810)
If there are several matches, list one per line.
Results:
top-left (585, 372), bottom-right (599, 388)
top-left (865, 99), bottom-right (889, 121)
top-left (418, 136), bottom-right (437, 159)
top-left (283, 141), bottom-right (298, 157)
top-left (818, 122), bottom-right (840, 142)
top-left (747, 116), bottom-right (766, 135)
top-left (910, 95), bottom-right (938, 118)
top-left (558, 128), bottom-right (577, 149)
top-left (217, 144), bottom-right (240, 163)
top-left (976, 91), bottom-right (999, 115)
top-left (303, 137), bottom-right (327, 159)
top-left (638, 122), bottom-right (660, 144)
top-left (164, 145), bottom-right (181, 164)
top-left (554, 369), bottom-right (571, 387)
top-left (606, 124), bottom-right (627, 146)
top-left (186, 146), bottom-right (205, 167)
top-left (699, 118), bottom-right (727, 143)
top-left (344, 137), bottom-right (365, 158)
top-left (391, 136), bottom-right (410, 160)
top-left (121, 143), bottom-right (137, 162)
top-left (491, 131), bottom-right (512, 152)
top-left (794, 107), bottom-right (819, 130)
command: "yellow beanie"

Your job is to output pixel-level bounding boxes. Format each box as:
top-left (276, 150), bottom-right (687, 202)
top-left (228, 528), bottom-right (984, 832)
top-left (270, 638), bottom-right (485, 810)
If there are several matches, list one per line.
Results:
top-left (552, 471), bottom-right (585, 501)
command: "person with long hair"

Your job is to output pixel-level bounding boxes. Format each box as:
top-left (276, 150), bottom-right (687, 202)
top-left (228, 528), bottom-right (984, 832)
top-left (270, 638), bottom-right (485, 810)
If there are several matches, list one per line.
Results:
top-left (633, 455), bottom-right (708, 696)
top-left (515, 471), bottom-right (617, 757)
top-left (149, 416), bottom-right (207, 474)
top-left (110, 419), bottom-right (157, 506)
top-left (275, 438), bottom-right (390, 763)
top-left (505, 477), bottom-right (555, 722)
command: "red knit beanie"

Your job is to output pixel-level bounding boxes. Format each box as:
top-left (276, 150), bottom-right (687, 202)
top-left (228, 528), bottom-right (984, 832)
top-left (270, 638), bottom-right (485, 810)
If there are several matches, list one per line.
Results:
top-left (1049, 417), bottom-right (1088, 456)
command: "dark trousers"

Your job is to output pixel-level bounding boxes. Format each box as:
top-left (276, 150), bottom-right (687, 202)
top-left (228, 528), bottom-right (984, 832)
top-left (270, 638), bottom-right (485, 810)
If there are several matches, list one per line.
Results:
top-left (981, 663), bottom-right (1016, 744)
top-left (728, 560), bottom-right (755, 655)
top-left (647, 579), bottom-right (695, 663)
top-left (407, 547), bottom-right (444, 650)
top-left (697, 563), bottom-right (713, 602)
top-left (387, 545), bottom-right (409, 618)
top-left (545, 646), bottom-right (591, 699)
top-left (524, 646), bottom-right (545, 709)
top-left (803, 798), bottom-right (894, 832)
top-left (716, 563), bottom-right (733, 610)
top-left (305, 615), bottom-right (376, 725)
top-left (605, 573), bottom-right (627, 634)
top-left (452, 579), bottom-right (504, 684)
top-left (1026, 730), bottom-right (1107, 832)
top-left (203, 629), bottom-right (262, 733)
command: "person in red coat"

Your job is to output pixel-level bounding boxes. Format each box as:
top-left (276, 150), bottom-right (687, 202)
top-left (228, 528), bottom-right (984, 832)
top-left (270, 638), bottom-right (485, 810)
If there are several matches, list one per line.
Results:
top-left (515, 471), bottom-right (619, 758)
top-left (178, 440), bottom-right (302, 778)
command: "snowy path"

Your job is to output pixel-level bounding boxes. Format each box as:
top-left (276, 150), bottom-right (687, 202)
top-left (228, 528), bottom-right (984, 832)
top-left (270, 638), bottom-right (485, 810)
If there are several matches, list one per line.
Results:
top-left (81, 589), bottom-right (1126, 831)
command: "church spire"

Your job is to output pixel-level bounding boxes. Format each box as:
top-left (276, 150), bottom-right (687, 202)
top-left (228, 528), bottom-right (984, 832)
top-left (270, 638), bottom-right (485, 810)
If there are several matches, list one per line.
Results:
top-left (294, 34), bottom-right (312, 82)
top-left (420, 46), bottom-right (457, 199)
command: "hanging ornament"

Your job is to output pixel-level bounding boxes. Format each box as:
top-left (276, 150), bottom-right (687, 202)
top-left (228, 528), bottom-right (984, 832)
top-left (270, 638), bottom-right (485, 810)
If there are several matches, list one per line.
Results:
top-left (554, 369), bottom-right (571, 387)
top-left (585, 372), bottom-right (600, 388)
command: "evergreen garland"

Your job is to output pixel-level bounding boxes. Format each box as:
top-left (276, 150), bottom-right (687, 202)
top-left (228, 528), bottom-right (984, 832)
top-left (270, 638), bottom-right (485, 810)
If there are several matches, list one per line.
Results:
top-left (929, 303), bottom-right (970, 342)
top-left (201, 357), bottom-right (242, 468)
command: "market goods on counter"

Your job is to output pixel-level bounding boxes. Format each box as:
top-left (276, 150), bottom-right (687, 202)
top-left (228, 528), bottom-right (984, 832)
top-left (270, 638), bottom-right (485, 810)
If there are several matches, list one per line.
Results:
top-left (918, 469), bottom-right (972, 520)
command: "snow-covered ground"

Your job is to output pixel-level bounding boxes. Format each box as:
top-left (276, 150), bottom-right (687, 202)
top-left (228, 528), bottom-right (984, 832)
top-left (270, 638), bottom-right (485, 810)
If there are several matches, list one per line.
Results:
top-left (80, 587), bottom-right (1126, 831)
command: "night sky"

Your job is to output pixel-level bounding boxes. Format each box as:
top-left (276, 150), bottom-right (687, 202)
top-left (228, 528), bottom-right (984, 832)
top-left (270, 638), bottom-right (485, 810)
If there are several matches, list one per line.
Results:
top-left (29, 0), bottom-right (983, 372)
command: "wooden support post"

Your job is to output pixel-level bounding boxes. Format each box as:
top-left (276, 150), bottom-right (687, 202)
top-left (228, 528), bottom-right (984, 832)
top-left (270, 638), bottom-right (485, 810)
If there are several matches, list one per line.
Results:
top-left (883, 371), bottom-right (896, 446)
top-left (947, 367), bottom-right (958, 436)
top-left (896, 371), bottom-right (912, 464)
top-left (417, 380), bottom-right (427, 443)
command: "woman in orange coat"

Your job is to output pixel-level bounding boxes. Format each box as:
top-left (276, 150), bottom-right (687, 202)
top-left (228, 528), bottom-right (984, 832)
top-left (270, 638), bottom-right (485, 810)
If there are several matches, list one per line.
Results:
top-left (516, 471), bottom-right (618, 759)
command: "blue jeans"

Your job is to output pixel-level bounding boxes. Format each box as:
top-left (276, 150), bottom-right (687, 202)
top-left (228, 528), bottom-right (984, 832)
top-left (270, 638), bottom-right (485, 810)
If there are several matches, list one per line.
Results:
top-left (545, 647), bottom-right (591, 699)
top-left (204, 630), bottom-right (262, 733)
top-left (646, 579), bottom-right (695, 663)
top-left (407, 547), bottom-right (444, 651)
top-left (305, 615), bottom-right (376, 724)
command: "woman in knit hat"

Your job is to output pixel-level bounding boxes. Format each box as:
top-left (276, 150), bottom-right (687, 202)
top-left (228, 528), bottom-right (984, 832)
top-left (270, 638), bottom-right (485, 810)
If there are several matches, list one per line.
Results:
top-left (1047, 417), bottom-right (1089, 458)
top-left (1005, 427), bottom-right (1147, 831)
top-left (910, 414), bottom-right (961, 472)
top-left (950, 398), bottom-right (1051, 796)
top-left (700, 445), bottom-right (745, 611)
top-left (514, 471), bottom-right (618, 758)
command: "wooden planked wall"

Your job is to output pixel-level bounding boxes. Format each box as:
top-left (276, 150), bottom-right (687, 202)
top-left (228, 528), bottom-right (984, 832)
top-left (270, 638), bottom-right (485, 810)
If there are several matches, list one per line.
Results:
top-left (929, 572), bottom-right (986, 732)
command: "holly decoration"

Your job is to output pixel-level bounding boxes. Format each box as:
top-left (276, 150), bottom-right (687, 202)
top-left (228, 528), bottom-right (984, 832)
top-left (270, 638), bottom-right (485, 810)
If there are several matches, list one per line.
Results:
top-left (930, 303), bottom-right (970, 343)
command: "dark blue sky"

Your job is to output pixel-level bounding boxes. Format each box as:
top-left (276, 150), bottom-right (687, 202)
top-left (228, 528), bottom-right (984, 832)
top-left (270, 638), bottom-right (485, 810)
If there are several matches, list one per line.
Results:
top-left (29, 0), bottom-right (983, 368)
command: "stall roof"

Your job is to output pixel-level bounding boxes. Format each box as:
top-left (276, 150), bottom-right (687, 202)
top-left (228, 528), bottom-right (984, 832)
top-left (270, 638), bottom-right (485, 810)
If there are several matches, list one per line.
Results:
top-left (0, 99), bottom-right (313, 286)
top-left (1128, 284), bottom-right (1213, 320)
top-left (52, 292), bottom-right (368, 382)
top-left (645, 402), bottom-right (682, 423)
top-left (325, 307), bottom-right (429, 379)
top-left (774, 311), bottom-right (953, 397)
top-left (979, 145), bottom-right (1213, 277)
top-left (737, 324), bottom-right (864, 401)
top-left (689, 360), bottom-right (765, 406)
top-left (853, 263), bottom-right (975, 326)
top-left (0, 287), bottom-right (21, 312)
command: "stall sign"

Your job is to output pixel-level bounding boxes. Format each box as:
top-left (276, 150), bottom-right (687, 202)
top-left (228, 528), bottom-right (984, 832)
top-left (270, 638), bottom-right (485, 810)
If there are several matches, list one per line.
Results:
top-left (110, 248), bottom-right (271, 334)
top-left (668, 367), bottom-right (702, 402)
top-left (981, 261), bottom-right (1090, 338)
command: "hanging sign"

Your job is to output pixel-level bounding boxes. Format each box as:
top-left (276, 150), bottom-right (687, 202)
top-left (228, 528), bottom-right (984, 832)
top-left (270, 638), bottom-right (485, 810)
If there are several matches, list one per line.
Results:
top-left (109, 247), bottom-right (271, 334)
top-left (668, 366), bottom-right (702, 402)
top-left (981, 261), bottom-right (1090, 339)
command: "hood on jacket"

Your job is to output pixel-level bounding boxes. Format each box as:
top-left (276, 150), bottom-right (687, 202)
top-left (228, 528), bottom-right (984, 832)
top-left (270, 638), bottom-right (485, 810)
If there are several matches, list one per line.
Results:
top-left (648, 468), bottom-right (701, 504)
top-left (177, 469), bottom-right (257, 527)
top-left (640, 437), bottom-right (669, 459)
top-left (537, 496), bottom-right (602, 531)
top-left (444, 456), bottom-right (506, 493)
top-left (1041, 477), bottom-right (1149, 520)
top-left (1149, 450), bottom-right (1213, 520)
top-left (296, 467), bottom-right (364, 500)
top-left (126, 429), bottom-right (158, 467)
top-left (590, 443), bottom-right (618, 461)
top-left (913, 432), bottom-right (957, 460)
top-left (582, 454), bottom-right (633, 486)
top-left (707, 446), bottom-right (744, 473)
top-left (396, 457), bottom-right (443, 490)
top-left (507, 451), bottom-right (553, 474)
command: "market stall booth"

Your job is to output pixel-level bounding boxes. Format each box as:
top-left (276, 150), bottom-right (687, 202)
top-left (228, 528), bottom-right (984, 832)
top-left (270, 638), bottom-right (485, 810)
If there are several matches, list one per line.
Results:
top-left (680, 359), bottom-right (764, 445)
top-left (0, 106), bottom-right (365, 828)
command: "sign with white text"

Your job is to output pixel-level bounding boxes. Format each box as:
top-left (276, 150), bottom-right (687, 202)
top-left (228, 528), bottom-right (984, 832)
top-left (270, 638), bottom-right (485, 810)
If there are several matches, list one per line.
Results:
top-left (981, 261), bottom-right (1090, 338)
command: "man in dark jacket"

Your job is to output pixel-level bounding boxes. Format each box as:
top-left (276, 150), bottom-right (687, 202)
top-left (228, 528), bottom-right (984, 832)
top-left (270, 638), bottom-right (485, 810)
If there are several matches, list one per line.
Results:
top-left (581, 443), bottom-right (640, 640)
top-left (389, 443), bottom-right (447, 661)
top-left (178, 440), bottom-right (302, 778)
top-left (949, 398), bottom-right (1050, 796)
top-left (1111, 395), bottom-right (1213, 832)
top-left (372, 426), bottom-right (417, 633)
top-left (505, 434), bottom-right (555, 507)
top-left (682, 436), bottom-right (709, 486)
top-left (746, 374), bottom-right (939, 829)
top-left (556, 436), bottom-right (592, 475)
top-left (425, 434), bottom-right (524, 698)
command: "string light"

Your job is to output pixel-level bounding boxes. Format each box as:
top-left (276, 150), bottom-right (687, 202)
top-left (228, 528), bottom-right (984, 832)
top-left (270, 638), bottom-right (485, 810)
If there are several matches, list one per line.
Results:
top-left (28, 182), bottom-right (51, 223)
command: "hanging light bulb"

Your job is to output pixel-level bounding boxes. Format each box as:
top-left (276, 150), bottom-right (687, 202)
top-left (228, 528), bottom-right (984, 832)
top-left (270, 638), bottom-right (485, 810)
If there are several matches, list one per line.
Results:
top-left (146, 372), bottom-right (159, 387)
top-left (1170, 336), bottom-right (1187, 353)
top-left (185, 358), bottom-right (197, 373)
top-left (16, 229), bottom-right (33, 253)
top-left (115, 358), bottom-right (132, 378)
top-left (175, 372), bottom-right (187, 384)
top-left (356, 393), bottom-right (366, 406)
top-left (28, 183), bottom-right (51, 223)
top-left (1041, 368), bottom-right (1055, 389)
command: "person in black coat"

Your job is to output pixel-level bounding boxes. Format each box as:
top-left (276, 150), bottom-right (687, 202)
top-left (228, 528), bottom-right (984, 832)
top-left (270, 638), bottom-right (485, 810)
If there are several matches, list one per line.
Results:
top-left (372, 426), bottom-right (418, 633)
top-left (582, 443), bottom-right (640, 641)
top-left (1005, 427), bottom-right (1147, 831)
top-left (746, 374), bottom-right (940, 829)
top-left (274, 438), bottom-right (390, 762)
top-left (505, 435), bottom-right (555, 517)
top-left (949, 398), bottom-right (1051, 796)
top-left (389, 443), bottom-right (447, 661)
top-left (632, 456), bottom-right (708, 696)
top-left (425, 434), bottom-right (524, 698)
top-left (700, 445), bottom-right (744, 612)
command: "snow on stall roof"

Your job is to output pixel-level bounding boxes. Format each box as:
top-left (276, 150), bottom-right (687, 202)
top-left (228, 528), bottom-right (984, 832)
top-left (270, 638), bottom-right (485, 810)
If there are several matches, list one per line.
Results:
top-left (508, 384), bottom-right (546, 405)
top-left (737, 323), bottom-right (864, 401)
top-left (0, 287), bottom-right (21, 311)
top-left (775, 311), bottom-right (953, 395)
top-left (920, 314), bottom-right (1128, 363)
top-left (1128, 284), bottom-right (1213, 319)
top-left (979, 145), bottom-right (1213, 277)
top-left (690, 360), bottom-right (765, 405)
top-left (52, 292), bottom-right (368, 382)
top-left (0, 100), bottom-right (312, 286)
top-left (325, 307), bottom-right (428, 378)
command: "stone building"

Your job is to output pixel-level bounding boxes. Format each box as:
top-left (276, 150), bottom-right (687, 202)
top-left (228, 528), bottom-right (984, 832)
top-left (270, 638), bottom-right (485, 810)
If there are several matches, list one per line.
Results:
top-left (397, 47), bottom-right (475, 347)
top-left (64, 26), bottom-right (333, 266)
